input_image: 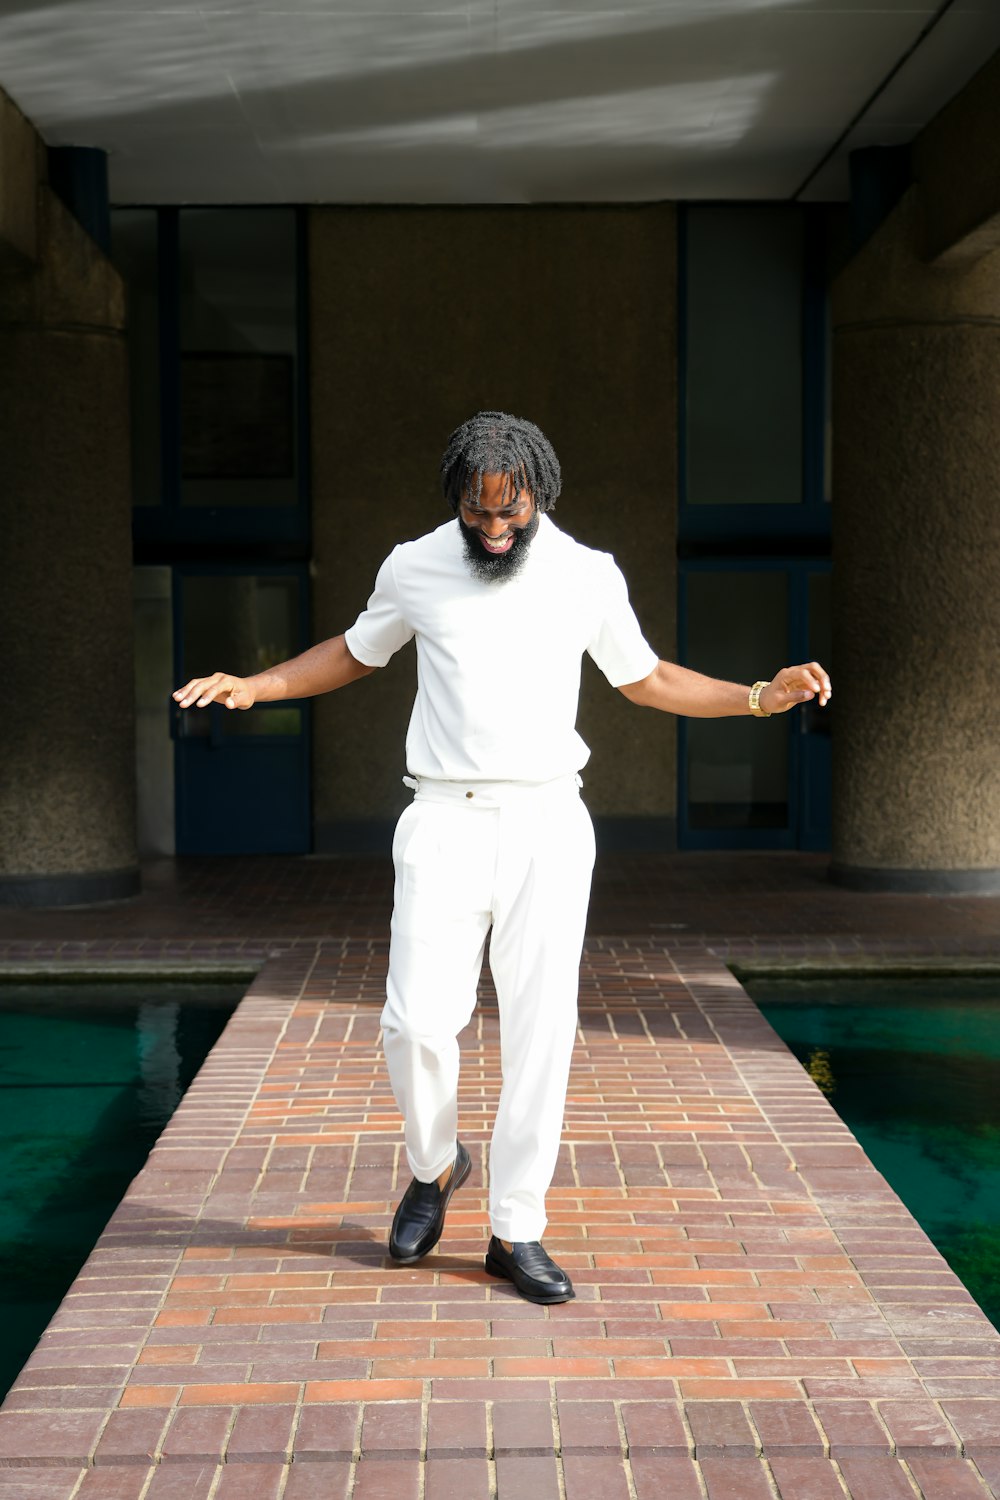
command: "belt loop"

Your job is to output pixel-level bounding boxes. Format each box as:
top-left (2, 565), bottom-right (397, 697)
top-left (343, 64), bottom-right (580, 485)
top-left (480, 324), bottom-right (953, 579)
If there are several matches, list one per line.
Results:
top-left (402, 776), bottom-right (418, 791)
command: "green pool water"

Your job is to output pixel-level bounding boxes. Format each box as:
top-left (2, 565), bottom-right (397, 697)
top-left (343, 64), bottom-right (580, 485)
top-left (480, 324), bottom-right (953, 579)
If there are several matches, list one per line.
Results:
top-left (0, 982), bottom-right (243, 1398)
top-left (747, 973), bottom-right (1000, 1331)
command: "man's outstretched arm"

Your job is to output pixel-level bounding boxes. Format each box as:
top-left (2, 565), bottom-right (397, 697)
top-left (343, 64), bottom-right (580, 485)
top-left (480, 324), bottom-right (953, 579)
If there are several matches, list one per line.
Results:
top-left (173, 634), bottom-right (376, 712)
top-left (617, 660), bottom-right (831, 717)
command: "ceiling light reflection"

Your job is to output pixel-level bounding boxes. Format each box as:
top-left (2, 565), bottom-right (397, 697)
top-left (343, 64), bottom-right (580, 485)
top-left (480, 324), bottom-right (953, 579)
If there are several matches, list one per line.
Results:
top-left (314, 73), bottom-right (775, 154)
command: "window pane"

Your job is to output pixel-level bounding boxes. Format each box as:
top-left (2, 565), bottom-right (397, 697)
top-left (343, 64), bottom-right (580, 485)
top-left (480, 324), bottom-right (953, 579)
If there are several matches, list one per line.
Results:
top-left (686, 206), bottom-right (803, 506)
top-left (808, 571), bottom-right (832, 665)
top-left (225, 706), bottom-right (302, 737)
top-left (178, 210), bottom-right (298, 508)
top-left (686, 570), bottom-right (788, 830)
top-left (181, 575), bottom-right (301, 684)
top-left (804, 570), bottom-right (833, 738)
top-left (111, 211), bottom-right (161, 507)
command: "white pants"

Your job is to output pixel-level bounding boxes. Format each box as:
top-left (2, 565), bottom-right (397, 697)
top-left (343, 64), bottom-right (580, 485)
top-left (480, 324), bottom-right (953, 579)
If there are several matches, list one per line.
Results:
top-left (380, 774), bottom-right (596, 1242)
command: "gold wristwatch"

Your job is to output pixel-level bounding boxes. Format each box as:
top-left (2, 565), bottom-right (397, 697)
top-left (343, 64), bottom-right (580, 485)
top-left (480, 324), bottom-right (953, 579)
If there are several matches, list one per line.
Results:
top-left (748, 681), bottom-right (771, 718)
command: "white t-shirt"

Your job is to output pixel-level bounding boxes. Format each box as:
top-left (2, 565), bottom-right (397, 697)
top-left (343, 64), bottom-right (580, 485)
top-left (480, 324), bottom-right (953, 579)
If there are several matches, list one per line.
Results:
top-left (344, 514), bottom-right (659, 783)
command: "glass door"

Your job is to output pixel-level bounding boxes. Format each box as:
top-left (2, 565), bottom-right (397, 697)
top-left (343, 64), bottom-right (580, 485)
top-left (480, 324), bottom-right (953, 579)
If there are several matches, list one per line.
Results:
top-left (798, 568), bottom-right (832, 851)
top-left (172, 565), bottom-right (311, 854)
top-left (678, 560), bottom-right (831, 850)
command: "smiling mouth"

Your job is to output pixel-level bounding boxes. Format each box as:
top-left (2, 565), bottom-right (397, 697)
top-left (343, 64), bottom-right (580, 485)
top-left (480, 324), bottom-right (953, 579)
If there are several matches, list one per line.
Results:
top-left (480, 534), bottom-right (514, 553)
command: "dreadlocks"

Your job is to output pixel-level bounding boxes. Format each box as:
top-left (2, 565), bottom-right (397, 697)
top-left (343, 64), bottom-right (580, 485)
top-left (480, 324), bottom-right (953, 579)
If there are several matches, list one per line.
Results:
top-left (440, 411), bottom-right (562, 514)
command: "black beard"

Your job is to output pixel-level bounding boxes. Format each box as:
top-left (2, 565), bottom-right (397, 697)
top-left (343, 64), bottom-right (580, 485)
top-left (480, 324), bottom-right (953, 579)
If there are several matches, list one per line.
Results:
top-left (458, 510), bottom-right (540, 583)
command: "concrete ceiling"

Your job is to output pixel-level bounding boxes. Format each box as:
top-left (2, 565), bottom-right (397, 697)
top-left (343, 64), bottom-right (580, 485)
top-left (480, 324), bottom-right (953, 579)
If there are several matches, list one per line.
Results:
top-left (2, 0), bottom-right (999, 205)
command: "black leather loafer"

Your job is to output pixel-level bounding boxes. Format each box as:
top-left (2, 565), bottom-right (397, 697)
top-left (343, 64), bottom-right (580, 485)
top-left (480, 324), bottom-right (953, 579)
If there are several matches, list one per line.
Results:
top-left (388, 1141), bottom-right (471, 1263)
top-left (484, 1235), bottom-right (574, 1304)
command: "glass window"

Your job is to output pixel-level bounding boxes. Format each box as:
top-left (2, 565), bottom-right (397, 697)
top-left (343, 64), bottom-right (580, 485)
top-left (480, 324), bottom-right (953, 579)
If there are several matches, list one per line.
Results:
top-left (110, 211), bottom-right (161, 507)
top-left (685, 570), bottom-right (788, 830)
top-left (803, 569), bottom-right (833, 739)
top-left (179, 573), bottom-right (302, 738)
top-left (808, 570), bottom-right (832, 665)
top-left (685, 206), bottom-right (803, 506)
top-left (178, 210), bottom-right (299, 508)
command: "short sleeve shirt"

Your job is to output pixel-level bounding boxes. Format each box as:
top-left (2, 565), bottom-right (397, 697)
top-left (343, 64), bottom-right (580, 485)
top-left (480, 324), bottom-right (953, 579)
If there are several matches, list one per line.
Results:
top-left (344, 514), bottom-right (658, 783)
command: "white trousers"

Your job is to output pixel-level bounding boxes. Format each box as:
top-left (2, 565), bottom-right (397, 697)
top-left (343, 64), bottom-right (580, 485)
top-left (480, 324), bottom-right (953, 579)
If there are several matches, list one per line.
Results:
top-left (380, 774), bottom-right (596, 1242)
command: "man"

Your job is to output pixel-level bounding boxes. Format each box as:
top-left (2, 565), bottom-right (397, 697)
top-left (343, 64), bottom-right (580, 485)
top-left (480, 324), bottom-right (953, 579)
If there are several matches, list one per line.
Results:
top-left (174, 411), bottom-right (831, 1305)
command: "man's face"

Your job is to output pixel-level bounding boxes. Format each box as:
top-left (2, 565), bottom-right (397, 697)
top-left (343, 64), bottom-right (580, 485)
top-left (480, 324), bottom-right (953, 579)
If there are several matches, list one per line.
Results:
top-left (457, 471), bottom-right (539, 583)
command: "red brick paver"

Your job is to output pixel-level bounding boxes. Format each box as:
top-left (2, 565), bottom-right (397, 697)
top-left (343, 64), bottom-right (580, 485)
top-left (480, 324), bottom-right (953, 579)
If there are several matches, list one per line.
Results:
top-left (2, 852), bottom-right (1000, 1498)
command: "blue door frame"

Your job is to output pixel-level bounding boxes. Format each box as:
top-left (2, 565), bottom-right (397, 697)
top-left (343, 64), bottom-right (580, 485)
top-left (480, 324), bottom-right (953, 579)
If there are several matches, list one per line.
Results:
top-left (676, 203), bottom-right (833, 850)
top-left (112, 205), bottom-right (314, 856)
top-left (677, 557), bottom-right (832, 851)
top-left (171, 562), bottom-right (312, 855)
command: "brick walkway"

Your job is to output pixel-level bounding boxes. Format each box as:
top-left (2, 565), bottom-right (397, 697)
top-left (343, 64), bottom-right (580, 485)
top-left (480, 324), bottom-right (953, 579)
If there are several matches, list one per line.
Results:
top-left (1, 855), bottom-right (1000, 1497)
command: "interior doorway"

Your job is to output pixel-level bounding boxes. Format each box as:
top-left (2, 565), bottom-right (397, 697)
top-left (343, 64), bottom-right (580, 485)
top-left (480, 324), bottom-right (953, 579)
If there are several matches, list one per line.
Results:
top-left (678, 559), bottom-right (832, 850)
top-left (171, 564), bottom-right (312, 855)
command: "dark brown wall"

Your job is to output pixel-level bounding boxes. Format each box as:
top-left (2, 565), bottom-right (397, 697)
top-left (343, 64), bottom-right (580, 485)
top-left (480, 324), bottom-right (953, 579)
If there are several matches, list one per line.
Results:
top-left (914, 49), bottom-right (1000, 267)
top-left (309, 205), bottom-right (677, 848)
top-left (0, 131), bottom-right (136, 904)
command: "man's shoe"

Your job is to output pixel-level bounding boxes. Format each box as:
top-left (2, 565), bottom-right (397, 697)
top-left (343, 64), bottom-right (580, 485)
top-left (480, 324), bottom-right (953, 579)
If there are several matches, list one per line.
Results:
top-left (484, 1235), bottom-right (574, 1304)
top-left (388, 1141), bottom-right (471, 1264)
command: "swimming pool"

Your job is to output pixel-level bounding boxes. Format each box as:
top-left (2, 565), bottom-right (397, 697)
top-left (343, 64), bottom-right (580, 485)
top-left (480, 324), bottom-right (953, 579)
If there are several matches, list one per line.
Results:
top-left (0, 981), bottom-right (243, 1398)
top-left (746, 972), bottom-right (1000, 1331)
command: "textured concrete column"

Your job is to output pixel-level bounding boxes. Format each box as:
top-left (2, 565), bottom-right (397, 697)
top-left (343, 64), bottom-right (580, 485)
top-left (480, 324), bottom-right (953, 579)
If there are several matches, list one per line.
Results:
top-left (831, 190), bottom-right (1000, 891)
top-left (0, 163), bottom-right (137, 904)
top-left (309, 205), bottom-right (676, 852)
top-left (0, 89), bottom-right (36, 270)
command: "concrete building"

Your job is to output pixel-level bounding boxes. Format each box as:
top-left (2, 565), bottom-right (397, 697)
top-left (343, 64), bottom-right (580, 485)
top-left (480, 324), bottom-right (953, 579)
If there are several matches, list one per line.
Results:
top-left (1, 4), bottom-right (999, 903)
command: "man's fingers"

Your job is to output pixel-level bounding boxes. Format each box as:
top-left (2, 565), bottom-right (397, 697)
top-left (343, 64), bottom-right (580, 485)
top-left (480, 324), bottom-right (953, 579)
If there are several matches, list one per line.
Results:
top-left (173, 674), bottom-right (236, 709)
top-left (809, 660), bottom-right (833, 704)
top-left (764, 663), bottom-right (831, 714)
top-left (174, 680), bottom-right (214, 708)
top-left (194, 679), bottom-right (227, 708)
top-left (788, 662), bottom-right (832, 703)
top-left (780, 686), bottom-right (814, 706)
top-left (172, 678), bottom-right (204, 705)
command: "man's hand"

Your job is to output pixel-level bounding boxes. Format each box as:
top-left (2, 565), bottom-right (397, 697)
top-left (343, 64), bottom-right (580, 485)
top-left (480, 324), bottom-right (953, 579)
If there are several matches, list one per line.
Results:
top-left (759, 662), bottom-right (831, 715)
top-left (173, 673), bottom-right (254, 711)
